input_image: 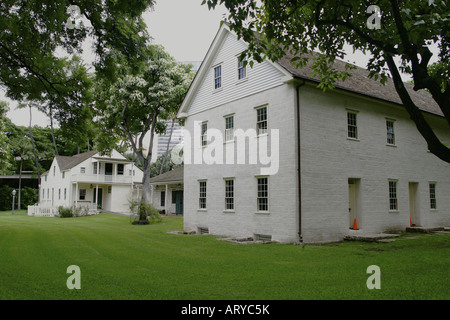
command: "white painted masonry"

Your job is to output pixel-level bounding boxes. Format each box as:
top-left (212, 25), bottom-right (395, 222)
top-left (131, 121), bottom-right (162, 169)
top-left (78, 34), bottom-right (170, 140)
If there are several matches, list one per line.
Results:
top-left (178, 23), bottom-right (450, 243)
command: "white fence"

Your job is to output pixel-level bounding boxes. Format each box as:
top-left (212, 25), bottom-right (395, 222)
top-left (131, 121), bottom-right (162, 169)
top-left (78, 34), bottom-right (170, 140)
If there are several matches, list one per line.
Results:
top-left (27, 204), bottom-right (99, 217)
top-left (27, 205), bottom-right (59, 217)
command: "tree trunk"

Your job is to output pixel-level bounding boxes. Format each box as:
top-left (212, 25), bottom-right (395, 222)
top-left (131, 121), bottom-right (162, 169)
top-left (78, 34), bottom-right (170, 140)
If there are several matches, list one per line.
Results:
top-left (29, 106), bottom-right (41, 203)
top-left (159, 118), bottom-right (175, 175)
top-left (385, 54), bottom-right (450, 163)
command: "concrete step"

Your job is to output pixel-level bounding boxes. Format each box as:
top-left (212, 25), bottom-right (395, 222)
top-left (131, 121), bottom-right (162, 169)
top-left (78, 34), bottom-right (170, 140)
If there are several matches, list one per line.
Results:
top-left (406, 226), bottom-right (445, 233)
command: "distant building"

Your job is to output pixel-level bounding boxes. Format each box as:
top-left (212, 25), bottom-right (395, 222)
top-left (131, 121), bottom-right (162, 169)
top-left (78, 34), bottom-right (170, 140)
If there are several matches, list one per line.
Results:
top-left (28, 149), bottom-right (143, 216)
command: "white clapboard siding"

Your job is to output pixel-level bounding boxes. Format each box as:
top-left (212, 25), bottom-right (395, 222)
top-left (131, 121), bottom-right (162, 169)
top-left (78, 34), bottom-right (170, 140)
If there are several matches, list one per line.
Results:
top-left (188, 32), bottom-right (286, 116)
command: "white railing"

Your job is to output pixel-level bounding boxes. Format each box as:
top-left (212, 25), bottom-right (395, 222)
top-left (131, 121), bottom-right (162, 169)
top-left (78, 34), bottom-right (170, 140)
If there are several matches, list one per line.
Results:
top-left (27, 203), bottom-right (99, 217)
top-left (27, 205), bottom-right (59, 217)
top-left (71, 174), bottom-right (132, 184)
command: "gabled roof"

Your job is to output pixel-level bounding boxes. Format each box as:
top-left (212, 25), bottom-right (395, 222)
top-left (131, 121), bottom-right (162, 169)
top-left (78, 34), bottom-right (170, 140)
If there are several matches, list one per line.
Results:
top-left (276, 52), bottom-right (443, 117)
top-left (178, 23), bottom-right (442, 118)
top-left (55, 150), bottom-right (98, 171)
top-left (149, 166), bottom-right (184, 185)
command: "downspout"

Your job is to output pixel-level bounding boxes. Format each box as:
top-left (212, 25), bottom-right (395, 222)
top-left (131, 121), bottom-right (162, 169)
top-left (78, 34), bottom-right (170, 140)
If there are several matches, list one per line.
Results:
top-left (296, 80), bottom-right (306, 244)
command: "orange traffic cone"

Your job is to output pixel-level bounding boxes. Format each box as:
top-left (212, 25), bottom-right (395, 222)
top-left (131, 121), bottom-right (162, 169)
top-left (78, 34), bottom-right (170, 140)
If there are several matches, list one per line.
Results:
top-left (352, 218), bottom-right (358, 230)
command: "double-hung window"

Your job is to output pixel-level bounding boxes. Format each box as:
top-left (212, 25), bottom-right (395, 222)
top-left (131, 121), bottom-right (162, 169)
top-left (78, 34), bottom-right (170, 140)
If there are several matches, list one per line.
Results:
top-left (201, 122), bottom-right (208, 147)
top-left (257, 177), bottom-right (269, 212)
top-left (256, 106), bottom-right (268, 135)
top-left (429, 182), bottom-right (437, 210)
top-left (386, 119), bottom-right (395, 145)
top-left (347, 111), bottom-right (358, 139)
top-left (237, 56), bottom-right (246, 80)
top-left (389, 180), bottom-right (398, 211)
top-left (225, 179), bottom-right (234, 211)
top-left (199, 181), bottom-right (207, 209)
top-left (214, 65), bottom-right (222, 89)
top-left (225, 115), bottom-right (234, 142)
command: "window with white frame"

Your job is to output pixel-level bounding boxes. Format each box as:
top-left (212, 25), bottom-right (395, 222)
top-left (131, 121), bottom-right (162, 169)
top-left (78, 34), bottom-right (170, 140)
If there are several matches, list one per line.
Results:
top-left (199, 181), bottom-right (207, 209)
top-left (347, 111), bottom-right (358, 139)
top-left (225, 179), bottom-right (234, 211)
top-left (214, 65), bottom-right (222, 89)
top-left (225, 115), bottom-right (234, 142)
top-left (257, 177), bottom-right (269, 212)
top-left (58, 188), bottom-right (61, 200)
top-left (117, 164), bottom-right (124, 175)
top-left (256, 106), bottom-right (268, 135)
top-left (386, 119), bottom-right (395, 145)
top-left (161, 191), bottom-right (165, 207)
top-left (80, 167), bottom-right (86, 174)
top-left (201, 122), bottom-right (208, 147)
top-left (64, 188), bottom-right (67, 200)
top-left (389, 180), bottom-right (398, 211)
top-left (429, 182), bottom-right (437, 209)
top-left (79, 189), bottom-right (86, 201)
top-left (237, 56), bottom-right (246, 80)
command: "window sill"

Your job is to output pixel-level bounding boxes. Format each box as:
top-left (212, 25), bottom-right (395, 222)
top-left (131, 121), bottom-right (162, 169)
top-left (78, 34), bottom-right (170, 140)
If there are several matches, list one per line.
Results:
top-left (255, 211), bottom-right (270, 215)
top-left (235, 77), bottom-right (248, 85)
top-left (386, 144), bottom-right (397, 148)
top-left (213, 87), bottom-right (223, 94)
top-left (347, 137), bottom-right (360, 142)
top-left (197, 209), bottom-right (208, 212)
top-left (388, 210), bottom-right (399, 214)
top-left (223, 210), bottom-right (235, 214)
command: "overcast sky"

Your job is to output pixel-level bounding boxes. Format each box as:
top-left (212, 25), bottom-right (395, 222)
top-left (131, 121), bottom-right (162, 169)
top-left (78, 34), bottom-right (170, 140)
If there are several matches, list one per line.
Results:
top-left (4, 0), bottom-right (374, 127)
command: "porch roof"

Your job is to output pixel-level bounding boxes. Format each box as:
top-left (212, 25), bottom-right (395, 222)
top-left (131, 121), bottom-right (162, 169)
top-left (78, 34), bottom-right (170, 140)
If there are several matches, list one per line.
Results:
top-left (149, 166), bottom-right (184, 185)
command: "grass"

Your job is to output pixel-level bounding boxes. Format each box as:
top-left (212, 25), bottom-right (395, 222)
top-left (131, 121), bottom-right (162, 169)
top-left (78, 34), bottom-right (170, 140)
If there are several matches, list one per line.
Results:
top-left (0, 210), bottom-right (449, 300)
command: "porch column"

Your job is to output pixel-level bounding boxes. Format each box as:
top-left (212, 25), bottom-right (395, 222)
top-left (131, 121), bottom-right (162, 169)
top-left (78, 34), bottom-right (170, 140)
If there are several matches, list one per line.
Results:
top-left (95, 184), bottom-right (99, 210)
top-left (165, 184), bottom-right (169, 214)
top-left (75, 183), bottom-right (78, 207)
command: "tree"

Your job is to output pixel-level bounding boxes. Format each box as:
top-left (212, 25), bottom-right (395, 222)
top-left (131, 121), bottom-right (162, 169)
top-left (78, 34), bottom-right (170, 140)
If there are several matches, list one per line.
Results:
top-left (203, 0), bottom-right (450, 162)
top-left (94, 45), bottom-right (193, 220)
top-left (0, 1), bottom-right (154, 154)
top-left (0, 101), bottom-right (10, 175)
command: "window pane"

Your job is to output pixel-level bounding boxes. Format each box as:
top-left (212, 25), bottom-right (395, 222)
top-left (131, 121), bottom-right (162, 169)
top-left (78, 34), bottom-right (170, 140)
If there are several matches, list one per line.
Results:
top-left (214, 65), bottom-right (221, 89)
top-left (386, 120), bottom-right (395, 145)
top-left (347, 112), bottom-right (357, 139)
top-left (225, 179), bottom-right (234, 210)
top-left (257, 177), bottom-right (269, 211)
top-left (257, 107), bottom-right (268, 135)
top-left (429, 183), bottom-right (436, 209)
top-left (389, 181), bottom-right (397, 210)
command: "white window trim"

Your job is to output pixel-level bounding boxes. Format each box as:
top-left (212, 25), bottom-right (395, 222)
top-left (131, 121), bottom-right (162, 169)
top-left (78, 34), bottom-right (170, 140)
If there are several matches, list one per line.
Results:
top-left (213, 63), bottom-right (223, 91)
top-left (224, 178), bottom-right (235, 213)
top-left (236, 54), bottom-right (247, 82)
top-left (200, 121), bottom-right (208, 148)
top-left (224, 114), bottom-right (235, 143)
top-left (198, 180), bottom-right (207, 211)
top-left (429, 181), bottom-right (437, 211)
top-left (386, 118), bottom-right (396, 147)
top-left (255, 176), bottom-right (270, 214)
top-left (388, 179), bottom-right (399, 212)
top-left (255, 105), bottom-right (269, 137)
top-left (346, 109), bottom-right (359, 141)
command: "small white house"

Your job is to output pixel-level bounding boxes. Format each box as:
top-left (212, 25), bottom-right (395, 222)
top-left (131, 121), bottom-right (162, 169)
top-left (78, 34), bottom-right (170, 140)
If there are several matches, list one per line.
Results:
top-left (28, 149), bottom-right (143, 216)
top-left (149, 166), bottom-right (184, 215)
top-left (177, 23), bottom-right (450, 243)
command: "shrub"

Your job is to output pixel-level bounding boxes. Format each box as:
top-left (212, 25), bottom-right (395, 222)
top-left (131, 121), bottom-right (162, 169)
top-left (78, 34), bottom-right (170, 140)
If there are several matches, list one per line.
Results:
top-left (129, 199), bottom-right (162, 224)
top-left (58, 206), bottom-right (73, 218)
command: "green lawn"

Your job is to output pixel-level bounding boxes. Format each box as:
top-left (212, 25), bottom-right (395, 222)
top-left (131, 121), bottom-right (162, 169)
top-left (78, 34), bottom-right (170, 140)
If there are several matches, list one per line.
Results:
top-left (0, 210), bottom-right (449, 300)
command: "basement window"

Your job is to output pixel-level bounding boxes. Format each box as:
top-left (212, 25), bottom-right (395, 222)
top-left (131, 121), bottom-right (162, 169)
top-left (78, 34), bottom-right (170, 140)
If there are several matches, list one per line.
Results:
top-left (198, 227), bottom-right (209, 235)
top-left (254, 234), bottom-right (272, 242)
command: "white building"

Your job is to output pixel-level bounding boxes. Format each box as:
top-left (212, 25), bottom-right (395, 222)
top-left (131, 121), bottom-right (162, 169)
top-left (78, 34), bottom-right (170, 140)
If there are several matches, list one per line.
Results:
top-left (28, 149), bottom-right (143, 216)
top-left (177, 23), bottom-right (450, 243)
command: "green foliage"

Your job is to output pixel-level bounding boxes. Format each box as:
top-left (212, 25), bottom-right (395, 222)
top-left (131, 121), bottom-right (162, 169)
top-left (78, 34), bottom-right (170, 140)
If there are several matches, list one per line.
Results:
top-left (58, 205), bottom-right (90, 218)
top-left (0, 101), bottom-right (10, 175)
top-left (0, 185), bottom-right (37, 211)
top-left (129, 199), bottom-right (162, 223)
top-left (58, 206), bottom-right (73, 218)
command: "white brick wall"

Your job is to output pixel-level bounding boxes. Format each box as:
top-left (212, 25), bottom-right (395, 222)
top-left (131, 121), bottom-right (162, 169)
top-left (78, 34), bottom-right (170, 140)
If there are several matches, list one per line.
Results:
top-left (183, 83), bottom-right (299, 243)
top-left (299, 83), bottom-right (450, 242)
